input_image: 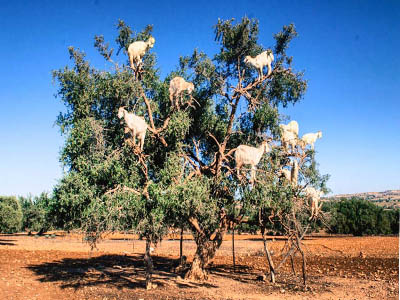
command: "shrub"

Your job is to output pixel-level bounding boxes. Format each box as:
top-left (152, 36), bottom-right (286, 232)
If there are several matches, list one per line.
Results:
top-left (19, 193), bottom-right (48, 233)
top-left (328, 197), bottom-right (396, 236)
top-left (386, 209), bottom-right (399, 234)
top-left (0, 196), bottom-right (23, 233)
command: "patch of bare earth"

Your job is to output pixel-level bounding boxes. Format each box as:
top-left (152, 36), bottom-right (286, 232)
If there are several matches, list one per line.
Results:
top-left (0, 233), bottom-right (398, 299)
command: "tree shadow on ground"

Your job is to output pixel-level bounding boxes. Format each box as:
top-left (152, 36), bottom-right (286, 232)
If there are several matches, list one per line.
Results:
top-left (27, 254), bottom-right (217, 290)
top-left (242, 236), bottom-right (321, 241)
top-left (209, 262), bottom-right (260, 284)
top-left (0, 239), bottom-right (16, 246)
top-left (208, 261), bottom-right (337, 294)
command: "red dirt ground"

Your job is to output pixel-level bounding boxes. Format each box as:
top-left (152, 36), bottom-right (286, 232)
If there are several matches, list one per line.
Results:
top-left (0, 233), bottom-right (398, 299)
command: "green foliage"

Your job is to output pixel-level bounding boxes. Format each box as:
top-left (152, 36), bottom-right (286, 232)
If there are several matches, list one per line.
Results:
top-left (49, 172), bottom-right (97, 230)
top-left (164, 110), bottom-right (191, 143)
top-left (328, 197), bottom-right (398, 236)
top-left (51, 16), bottom-right (328, 267)
top-left (166, 176), bottom-right (221, 235)
top-left (19, 193), bottom-right (48, 233)
top-left (214, 17), bottom-right (261, 65)
top-left (0, 196), bottom-right (23, 233)
top-left (237, 222), bottom-right (258, 235)
top-left (52, 22), bottom-right (173, 245)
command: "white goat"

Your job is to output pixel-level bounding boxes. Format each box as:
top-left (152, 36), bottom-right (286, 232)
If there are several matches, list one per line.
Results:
top-left (300, 131), bottom-right (322, 150)
top-left (280, 168), bottom-right (291, 182)
top-left (118, 107), bottom-right (148, 151)
top-left (280, 130), bottom-right (298, 152)
top-left (235, 141), bottom-right (270, 182)
top-left (279, 120), bottom-right (299, 137)
top-left (244, 49), bottom-right (274, 79)
top-left (304, 186), bottom-right (323, 220)
top-left (291, 160), bottom-right (299, 186)
top-left (279, 160), bottom-right (299, 186)
top-left (169, 76), bottom-right (195, 109)
top-left (127, 36), bottom-right (155, 70)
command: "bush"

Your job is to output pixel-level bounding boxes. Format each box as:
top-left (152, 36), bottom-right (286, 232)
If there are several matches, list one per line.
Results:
top-left (0, 196), bottom-right (23, 233)
top-left (237, 222), bottom-right (258, 235)
top-left (386, 209), bottom-right (399, 234)
top-left (328, 197), bottom-right (397, 236)
top-left (19, 193), bottom-right (48, 233)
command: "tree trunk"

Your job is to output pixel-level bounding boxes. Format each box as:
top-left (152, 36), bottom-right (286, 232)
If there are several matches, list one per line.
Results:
top-left (261, 230), bottom-right (276, 283)
top-left (232, 227), bottom-right (236, 272)
top-left (300, 247), bottom-right (307, 285)
top-left (185, 213), bottom-right (228, 281)
top-left (37, 227), bottom-right (48, 236)
top-left (295, 233), bottom-right (307, 285)
top-left (144, 238), bottom-right (154, 289)
top-left (180, 226), bottom-right (184, 264)
top-left (290, 254), bottom-right (296, 275)
top-left (275, 224), bottom-right (310, 272)
top-left (185, 237), bottom-right (221, 280)
top-left (259, 208), bottom-right (276, 283)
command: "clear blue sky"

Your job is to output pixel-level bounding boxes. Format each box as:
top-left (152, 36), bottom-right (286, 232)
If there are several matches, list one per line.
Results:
top-left (0, 0), bottom-right (399, 197)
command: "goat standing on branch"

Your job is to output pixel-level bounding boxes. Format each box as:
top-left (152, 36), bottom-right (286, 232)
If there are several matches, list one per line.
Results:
top-left (235, 140), bottom-right (271, 182)
top-left (280, 129), bottom-right (298, 152)
top-left (300, 131), bottom-right (322, 150)
top-left (127, 36), bottom-right (155, 70)
top-left (279, 159), bottom-right (299, 186)
top-left (279, 121), bottom-right (300, 152)
top-left (280, 159), bottom-right (299, 186)
top-left (169, 76), bottom-right (195, 110)
top-left (118, 107), bottom-right (148, 151)
top-left (291, 159), bottom-right (299, 186)
top-left (304, 186), bottom-right (323, 220)
top-left (244, 49), bottom-right (274, 80)
top-left (279, 120), bottom-right (299, 137)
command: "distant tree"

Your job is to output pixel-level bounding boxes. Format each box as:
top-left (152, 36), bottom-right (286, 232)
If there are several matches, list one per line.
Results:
top-left (0, 196), bottom-right (22, 233)
top-left (387, 209), bottom-right (399, 234)
top-left (328, 197), bottom-right (394, 236)
top-left (19, 193), bottom-right (48, 234)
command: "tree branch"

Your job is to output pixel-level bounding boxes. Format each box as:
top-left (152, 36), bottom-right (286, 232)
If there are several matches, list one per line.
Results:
top-left (188, 216), bottom-right (205, 237)
top-left (104, 184), bottom-right (141, 196)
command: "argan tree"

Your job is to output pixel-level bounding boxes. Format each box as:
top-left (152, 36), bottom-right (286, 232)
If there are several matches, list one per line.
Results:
top-left (52, 17), bottom-right (328, 285)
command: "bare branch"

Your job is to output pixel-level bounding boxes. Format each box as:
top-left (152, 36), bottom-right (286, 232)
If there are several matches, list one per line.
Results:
top-left (188, 216), bottom-right (205, 237)
top-left (104, 184), bottom-right (141, 196)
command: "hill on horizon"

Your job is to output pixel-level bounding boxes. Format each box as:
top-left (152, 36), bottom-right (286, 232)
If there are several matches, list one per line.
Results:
top-left (325, 190), bottom-right (400, 209)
